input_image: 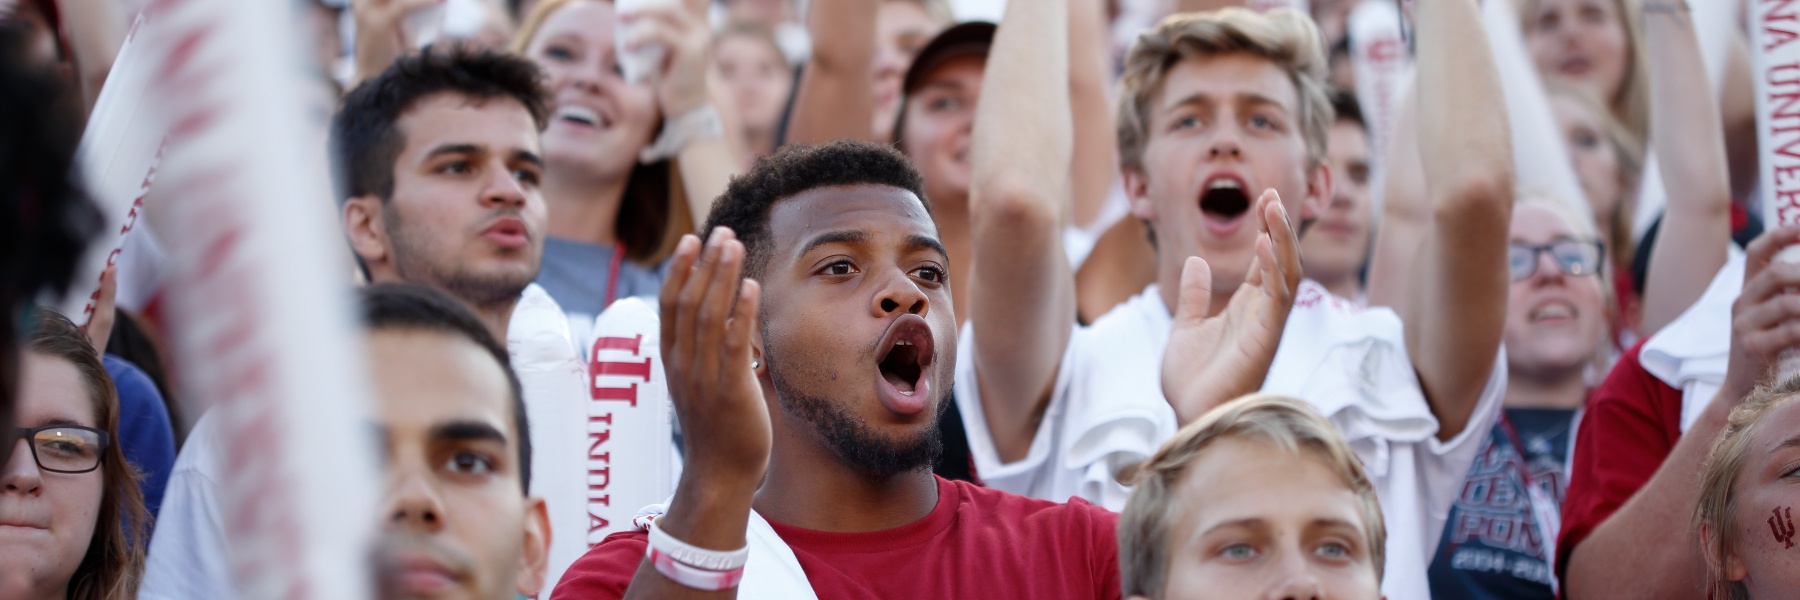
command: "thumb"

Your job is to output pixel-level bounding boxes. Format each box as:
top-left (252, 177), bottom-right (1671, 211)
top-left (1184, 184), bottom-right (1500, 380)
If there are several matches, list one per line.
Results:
top-left (1176, 256), bottom-right (1213, 324)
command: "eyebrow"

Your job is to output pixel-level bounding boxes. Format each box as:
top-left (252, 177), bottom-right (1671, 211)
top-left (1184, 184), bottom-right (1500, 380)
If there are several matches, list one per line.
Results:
top-left (1204, 516), bottom-right (1363, 534)
top-left (429, 421), bottom-right (509, 446)
top-left (799, 230), bottom-right (872, 257)
top-left (907, 234), bottom-right (949, 260)
top-left (511, 149), bottom-right (545, 170)
top-left (425, 143), bottom-right (484, 160)
top-left (1163, 92), bottom-right (1290, 114)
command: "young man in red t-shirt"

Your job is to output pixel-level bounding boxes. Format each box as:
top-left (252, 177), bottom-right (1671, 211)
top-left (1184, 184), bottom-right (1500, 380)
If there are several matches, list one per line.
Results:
top-left (1557, 225), bottom-right (1800, 598)
top-left (549, 139), bottom-right (1123, 600)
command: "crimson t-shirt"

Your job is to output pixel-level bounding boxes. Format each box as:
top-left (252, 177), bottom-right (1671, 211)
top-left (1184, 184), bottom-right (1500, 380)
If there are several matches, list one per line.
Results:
top-left (1554, 341), bottom-right (1684, 585)
top-left (553, 476), bottom-right (1122, 599)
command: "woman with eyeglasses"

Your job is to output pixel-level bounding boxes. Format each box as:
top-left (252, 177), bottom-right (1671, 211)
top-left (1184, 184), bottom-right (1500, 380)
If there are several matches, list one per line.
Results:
top-left (1425, 196), bottom-right (1611, 600)
top-left (0, 310), bottom-right (148, 600)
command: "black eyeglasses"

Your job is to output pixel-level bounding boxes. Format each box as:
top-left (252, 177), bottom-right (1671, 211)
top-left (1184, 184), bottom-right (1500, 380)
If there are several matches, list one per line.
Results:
top-left (10, 425), bottom-right (108, 474)
top-left (1509, 240), bottom-right (1604, 282)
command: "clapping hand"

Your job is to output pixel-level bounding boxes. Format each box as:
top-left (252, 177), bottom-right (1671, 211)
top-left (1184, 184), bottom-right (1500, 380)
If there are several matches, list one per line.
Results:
top-left (659, 228), bottom-right (769, 493)
top-left (1161, 190), bottom-right (1302, 425)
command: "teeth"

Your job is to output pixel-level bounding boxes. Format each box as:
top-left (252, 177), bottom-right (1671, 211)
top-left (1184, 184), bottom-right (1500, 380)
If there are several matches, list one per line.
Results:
top-left (557, 106), bottom-right (598, 125)
top-left (1532, 304), bottom-right (1574, 320)
top-left (897, 340), bottom-right (912, 346)
top-left (1208, 179), bottom-right (1242, 191)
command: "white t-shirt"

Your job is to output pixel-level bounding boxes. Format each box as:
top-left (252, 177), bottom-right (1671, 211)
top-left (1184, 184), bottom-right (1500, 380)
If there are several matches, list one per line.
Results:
top-left (954, 281), bottom-right (1506, 600)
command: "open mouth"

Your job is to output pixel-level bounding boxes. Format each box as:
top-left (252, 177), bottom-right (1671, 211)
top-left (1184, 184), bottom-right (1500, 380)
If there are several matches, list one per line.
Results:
top-left (874, 314), bottom-right (935, 415)
top-left (1201, 177), bottom-right (1253, 220)
top-left (879, 334), bottom-right (926, 395)
top-left (1528, 300), bottom-right (1577, 323)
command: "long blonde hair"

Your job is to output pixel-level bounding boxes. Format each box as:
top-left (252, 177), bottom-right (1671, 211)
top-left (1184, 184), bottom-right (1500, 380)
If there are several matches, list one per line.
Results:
top-left (1520, 0), bottom-right (1651, 150)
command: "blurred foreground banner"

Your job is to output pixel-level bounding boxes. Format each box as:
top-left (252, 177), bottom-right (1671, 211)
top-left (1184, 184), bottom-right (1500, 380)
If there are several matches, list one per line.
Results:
top-left (132, 0), bottom-right (379, 598)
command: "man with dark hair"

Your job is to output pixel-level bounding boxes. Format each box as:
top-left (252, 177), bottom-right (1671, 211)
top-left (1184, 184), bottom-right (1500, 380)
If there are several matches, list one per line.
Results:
top-left (331, 44), bottom-right (551, 340)
top-left (550, 139), bottom-right (1122, 599)
top-left (360, 282), bottom-right (551, 600)
top-left (143, 46), bottom-right (563, 599)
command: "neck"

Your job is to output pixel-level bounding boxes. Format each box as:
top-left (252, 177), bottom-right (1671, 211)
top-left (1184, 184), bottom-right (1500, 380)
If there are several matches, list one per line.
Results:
top-left (1504, 367), bottom-right (1588, 410)
top-left (1315, 272), bottom-right (1361, 302)
top-left (743, 127), bottom-right (777, 161)
top-left (754, 397), bottom-right (939, 532)
top-left (543, 171), bottom-right (626, 246)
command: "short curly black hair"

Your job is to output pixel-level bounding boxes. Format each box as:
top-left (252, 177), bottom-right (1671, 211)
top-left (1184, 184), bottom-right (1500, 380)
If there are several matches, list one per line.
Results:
top-left (329, 44), bottom-right (550, 204)
top-left (703, 140), bottom-right (929, 279)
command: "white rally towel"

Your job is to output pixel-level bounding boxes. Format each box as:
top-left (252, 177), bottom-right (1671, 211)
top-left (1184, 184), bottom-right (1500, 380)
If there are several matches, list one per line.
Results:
top-left (1641, 248), bottom-right (1745, 433)
top-left (629, 504), bottom-right (820, 600)
top-left (506, 284), bottom-right (590, 597)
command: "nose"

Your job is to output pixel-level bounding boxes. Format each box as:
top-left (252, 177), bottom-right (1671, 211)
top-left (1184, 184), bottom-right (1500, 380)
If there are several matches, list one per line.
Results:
top-left (1, 438), bottom-right (43, 495)
top-left (1264, 553), bottom-right (1325, 600)
top-left (871, 269), bottom-right (929, 317)
top-left (1208, 126), bottom-right (1244, 161)
top-left (481, 162), bottom-right (529, 211)
top-left (384, 467), bottom-right (446, 533)
top-left (1531, 249), bottom-right (1565, 283)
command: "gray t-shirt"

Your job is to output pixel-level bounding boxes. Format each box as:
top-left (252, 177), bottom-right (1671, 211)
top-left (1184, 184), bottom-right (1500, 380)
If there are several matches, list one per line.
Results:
top-left (536, 236), bottom-right (669, 352)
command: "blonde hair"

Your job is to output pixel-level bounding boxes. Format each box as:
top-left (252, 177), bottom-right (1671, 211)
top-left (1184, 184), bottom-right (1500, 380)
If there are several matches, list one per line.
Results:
top-left (1116, 8), bottom-right (1333, 173)
top-left (1117, 394), bottom-right (1384, 598)
top-left (1695, 375), bottom-right (1800, 600)
top-left (1520, 0), bottom-right (1651, 149)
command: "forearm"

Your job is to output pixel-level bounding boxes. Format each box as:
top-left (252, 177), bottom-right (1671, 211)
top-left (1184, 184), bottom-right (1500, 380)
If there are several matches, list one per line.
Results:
top-left (1563, 401), bottom-right (1729, 599)
top-left (783, 0), bottom-right (877, 145)
top-left (1068, 0), bottom-right (1117, 229)
top-left (1405, 0), bottom-right (1513, 439)
top-left (621, 474), bottom-right (755, 599)
top-left (1641, 6), bottom-right (1730, 335)
top-left (675, 101), bottom-right (743, 224)
top-left (1364, 88), bottom-right (1426, 313)
top-left (969, 0), bottom-right (1075, 462)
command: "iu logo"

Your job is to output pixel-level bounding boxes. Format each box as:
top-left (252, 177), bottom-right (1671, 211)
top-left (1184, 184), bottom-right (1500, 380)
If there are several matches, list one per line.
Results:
top-left (1772, 506), bottom-right (1796, 550)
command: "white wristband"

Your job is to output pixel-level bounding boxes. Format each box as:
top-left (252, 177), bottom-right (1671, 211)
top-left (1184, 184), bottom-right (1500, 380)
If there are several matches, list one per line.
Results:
top-left (640, 104), bottom-right (723, 164)
top-left (647, 517), bottom-right (749, 571)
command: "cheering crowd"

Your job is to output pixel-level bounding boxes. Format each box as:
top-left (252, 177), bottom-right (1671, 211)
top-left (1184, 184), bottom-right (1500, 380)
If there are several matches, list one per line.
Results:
top-left (2, 0), bottom-right (1798, 598)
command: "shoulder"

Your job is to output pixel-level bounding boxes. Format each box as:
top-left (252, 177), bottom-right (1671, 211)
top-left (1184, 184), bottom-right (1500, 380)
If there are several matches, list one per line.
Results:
top-left (552, 531), bottom-right (649, 600)
top-left (102, 354), bottom-right (162, 399)
top-left (1587, 341), bottom-right (1683, 429)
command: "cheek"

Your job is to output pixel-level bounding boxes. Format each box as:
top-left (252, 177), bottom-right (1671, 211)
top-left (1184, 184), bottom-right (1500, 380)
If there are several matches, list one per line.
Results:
top-left (53, 474), bottom-right (104, 556)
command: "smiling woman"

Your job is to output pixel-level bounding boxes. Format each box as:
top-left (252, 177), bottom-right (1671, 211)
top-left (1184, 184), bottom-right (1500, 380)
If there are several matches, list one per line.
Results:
top-left (0, 310), bottom-right (147, 600)
top-left (1697, 375), bottom-right (1800, 600)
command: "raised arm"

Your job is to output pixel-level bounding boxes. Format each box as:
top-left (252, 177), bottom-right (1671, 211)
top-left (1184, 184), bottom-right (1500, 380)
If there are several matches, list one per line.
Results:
top-left (782, 0), bottom-right (878, 145)
top-left (1405, 0), bottom-right (1513, 440)
top-left (53, 0), bottom-right (127, 115)
top-left (968, 0), bottom-right (1076, 462)
top-left (1639, 4), bottom-right (1731, 335)
top-left (1363, 86), bottom-right (1427, 313)
top-left (629, 0), bottom-right (743, 223)
top-left (1068, 0), bottom-right (1118, 229)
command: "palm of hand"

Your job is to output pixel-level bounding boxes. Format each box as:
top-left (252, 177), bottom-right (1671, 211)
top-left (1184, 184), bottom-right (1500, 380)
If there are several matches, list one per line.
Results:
top-left (1163, 283), bottom-right (1287, 424)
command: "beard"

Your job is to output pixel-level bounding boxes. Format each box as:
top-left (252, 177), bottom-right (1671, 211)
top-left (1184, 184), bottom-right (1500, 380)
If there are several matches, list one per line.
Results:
top-left (383, 206), bottom-right (534, 309)
top-left (765, 343), bottom-right (948, 479)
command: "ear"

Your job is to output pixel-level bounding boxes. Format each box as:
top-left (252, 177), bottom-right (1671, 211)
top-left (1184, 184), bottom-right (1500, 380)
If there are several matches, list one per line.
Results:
top-left (1301, 158), bottom-right (1332, 223)
top-left (1698, 520), bottom-right (1750, 582)
top-left (750, 316), bottom-right (767, 378)
top-left (344, 195), bottom-right (391, 274)
top-left (1123, 167), bottom-right (1157, 222)
top-left (515, 496), bottom-right (552, 596)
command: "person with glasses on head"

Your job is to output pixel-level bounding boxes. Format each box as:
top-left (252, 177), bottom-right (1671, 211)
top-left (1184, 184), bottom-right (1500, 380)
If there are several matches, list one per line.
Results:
top-left (1425, 195), bottom-right (1610, 599)
top-left (0, 309), bottom-right (148, 600)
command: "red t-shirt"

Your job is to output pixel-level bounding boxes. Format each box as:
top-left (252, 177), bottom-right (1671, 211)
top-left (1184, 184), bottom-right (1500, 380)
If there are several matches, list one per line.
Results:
top-left (1554, 340), bottom-right (1684, 585)
top-left (553, 476), bottom-right (1122, 600)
